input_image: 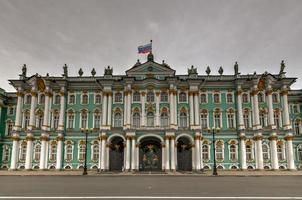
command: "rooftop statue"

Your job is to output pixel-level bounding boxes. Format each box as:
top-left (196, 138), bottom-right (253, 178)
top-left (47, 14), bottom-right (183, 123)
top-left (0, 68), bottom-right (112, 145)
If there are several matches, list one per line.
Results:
top-left (206, 66), bottom-right (211, 76)
top-left (279, 60), bottom-right (286, 77)
top-left (78, 68), bottom-right (83, 77)
top-left (218, 66), bottom-right (224, 75)
top-left (188, 65), bottom-right (197, 75)
top-left (62, 64), bottom-right (68, 78)
top-left (19, 64), bottom-right (27, 79)
top-left (104, 66), bottom-right (113, 76)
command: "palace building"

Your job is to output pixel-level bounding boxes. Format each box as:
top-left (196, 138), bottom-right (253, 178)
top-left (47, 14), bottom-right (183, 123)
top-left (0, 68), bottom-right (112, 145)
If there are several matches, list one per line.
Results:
top-left (0, 53), bottom-right (302, 172)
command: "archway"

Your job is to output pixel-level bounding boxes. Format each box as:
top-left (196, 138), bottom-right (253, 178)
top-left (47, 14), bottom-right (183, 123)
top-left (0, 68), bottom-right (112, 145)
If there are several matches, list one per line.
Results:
top-left (177, 137), bottom-right (192, 171)
top-left (109, 137), bottom-right (124, 171)
top-left (139, 137), bottom-right (162, 171)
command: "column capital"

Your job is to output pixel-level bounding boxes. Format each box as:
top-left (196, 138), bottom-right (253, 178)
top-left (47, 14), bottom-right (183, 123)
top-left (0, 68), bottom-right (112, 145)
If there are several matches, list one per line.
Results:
top-left (265, 89), bottom-right (273, 96)
top-left (11, 134), bottom-right (20, 141)
top-left (99, 135), bottom-right (108, 141)
top-left (239, 135), bottom-right (246, 140)
top-left (26, 134), bottom-right (35, 141)
top-left (280, 89), bottom-right (288, 96)
top-left (40, 134), bottom-right (49, 141)
top-left (236, 90), bottom-right (243, 96)
top-left (253, 135), bottom-right (263, 141)
top-left (284, 134), bottom-right (294, 141)
top-left (30, 90), bottom-right (38, 97)
top-left (16, 91), bottom-right (24, 97)
top-left (268, 135), bottom-right (278, 141)
top-left (250, 89), bottom-right (259, 96)
top-left (56, 135), bottom-right (64, 141)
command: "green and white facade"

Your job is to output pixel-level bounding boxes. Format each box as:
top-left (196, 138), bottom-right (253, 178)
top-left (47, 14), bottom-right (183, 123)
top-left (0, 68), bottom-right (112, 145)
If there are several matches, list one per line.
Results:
top-left (1, 53), bottom-right (302, 172)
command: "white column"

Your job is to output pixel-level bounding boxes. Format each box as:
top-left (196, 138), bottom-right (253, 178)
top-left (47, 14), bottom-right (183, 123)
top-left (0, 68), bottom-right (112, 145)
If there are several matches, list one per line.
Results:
top-left (42, 92), bottom-right (51, 131)
top-left (100, 135), bottom-right (106, 171)
top-left (126, 136), bottom-right (131, 170)
top-left (141, 92), bottom-right (146, 127)
top-left (200, 137), bottom-right (204, 169)
top-left (174, 92), bottom-right (177, 127)
top-left (269, 136), bottom-right (279, 170)
top-left (107, 93), bottom-right (112, 127)
top-left (285, 135), bottom-right (296, 170)
top-left (14, 92), bottom-right (24, 130)
top-left (101, 93), bottom-right (108, 127)
top-left (39, 137), bottom-right (48, 169)
top-left (236, 90), bottom-right (245, 130)
top-left (240, 135), bottom-right (247, 170)
top-left (56, 137), bottom-right (63, 170)
top-left (281, 88), bottom-right (291, 130)
top-left (255, 136), bottom-right (264, 170)
top-left (98, 139), bottom-right (102, 170)
top-left (58, 91), bottom-right (66, 131)
top-left (195, 136), bottom-right (201, 170)
top-left (131, 137), bottom-right (136, 170)
top-left (123, 91), bottom-right (128, 126)
top-left (155, 92), bottom-right (160, 127)
top-left (161, 143), bottom-right (165, 170)
top-left (251, 89), bottom-right (260, 129)
top-left (126, 92), bottom-right (131, 127)
top-left (169, 91), bottom-right (174, 126)
top-left (165, 136), bottom-right (170, 171)
top-left (25, 138), bottom-right (34, 170)
top-left (136, 144), bottom-right (139, 170)
top-left (266, 90), bottom-right (275, 128)
top-left (29, 91), bottom-right (37, 130)
top-left (189, 92), bottom-right (194, 126)
top-left (194, 93), bottom-right (200, 126)
top-left (170, 137), bottom-right (176, 171)
top-left (10, 137), bottom-right (19, 170)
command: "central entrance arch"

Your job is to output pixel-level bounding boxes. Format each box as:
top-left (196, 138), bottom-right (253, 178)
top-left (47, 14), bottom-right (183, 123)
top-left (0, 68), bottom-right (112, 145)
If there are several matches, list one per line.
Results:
top-left (177, 136), bottom-right (192, 171)
top-left (109, 137), bottom-right (124, 171)
top-left (139, 137), bottom-right (162, 171)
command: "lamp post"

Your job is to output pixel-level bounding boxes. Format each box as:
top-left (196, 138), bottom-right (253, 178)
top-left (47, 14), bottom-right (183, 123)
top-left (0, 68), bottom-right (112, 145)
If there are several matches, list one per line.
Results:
top-left (208, 127), bottom-right (220, 176)
top-left (81, 128), bottom-right (92, 175)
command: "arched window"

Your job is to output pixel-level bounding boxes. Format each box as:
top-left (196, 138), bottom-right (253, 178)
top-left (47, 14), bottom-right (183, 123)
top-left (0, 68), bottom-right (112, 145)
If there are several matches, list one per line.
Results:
top-left (8, 106), bottom-right (14, 115)
top-left (262, 144), bottom-right (269, 160)
top-left (274, 111), bottom-right (280, 128)
top-left (277, 144), bottom-right (284, 160)
top-left (242, 93), bottom-right (249, 103)
top-left (215, 141), bottom-right (223, 160)
top-left (19, 142), bottom-right (27, 161)
top-left (39, 94), bottom-right (45, 105)
top-left (202, 145), bottom-right (209, 160)
top-left (25, 95), bottom-right (32, 105)
top-left (54, 95), bottom-right (61, 105)
top-left (160, 109), bottom-right (168, 128)
top-left (133, 92), bottom-right (140, 102)
top-left (24, 111), bottom-right (30, 130)
top-left (179, 92), bottom-right (187, 102)
top-left (67, 111), bottom-right (75, 129)
top-left (69, 94), bottom-right (75, 104)
top-left (258, 93), bottom-right (264, 102)
top-left (243, 109), bottom-right (250, 129)
top-left (272, 93), bottom-right (279, 103)
top-left (246, 145), bottom-right (253, 160)
top-left (214, 109), bottom-right (221, 128)
top-left (227, 93), bottom-right (233, 103)
top-left (65, 143), bottom-right (73, 161)
top-left (147, 92), bottom-right (154, 102)
top-left (201, 110), bottom-right (208, 129)
top-left (81, 111), bottom-right (88, 129)
top-left (147, 112), bottom-right (154, 127)
top-left (95, 94), bottom-right (102, 104)
top-left (229, 145), bottom-right (237, 161)
top-left (78, 142), bottom-right (86, 161)
top-left (36, 111), bottom-right (44, 129)
top-left (213, 94), bottom-right (220, 103)
top-left (259, 112), bottom-right (266, 128)
top-left (94, 111), bottom-right (101, 129)
top-left (200, 94), bottom-right (207, 103)
top-left (179, 109), bottom-right (187, 128)
top-left (132, 112), bottom-right (140, 128)
top-left (115, 92), bottom-right (122, 103)
top-left (294, 119), bottom-right (301, 135)
top-left (160, 92), bottom-right (168, 102)
top-left (293, 104), bottom-right (299, 113)
top-left (34, 144), bottom-right (41, 161)
top-left (114, 112), bottom-right (122, 127)
top-left (227, 113), bottom-right (234, 129)
top-left (2, 145), bottom-right (10, 162)
top-left (92, 142), bottom-right (99, 161)
top-left (82, 94), bottom-right (88, 104)
top-left (6, 120), bottom-right (13, 135)
top-left (53, 111), bottom-right (59, 130)
top-left (298, 146), bottom-right (302, 161)
top-left (49, 142), bottom-right (57, 161)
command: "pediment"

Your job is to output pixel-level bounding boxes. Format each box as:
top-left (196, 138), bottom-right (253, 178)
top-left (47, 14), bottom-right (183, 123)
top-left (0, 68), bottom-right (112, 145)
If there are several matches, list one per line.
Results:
top-left (126, 61), bottom-right (175, 78)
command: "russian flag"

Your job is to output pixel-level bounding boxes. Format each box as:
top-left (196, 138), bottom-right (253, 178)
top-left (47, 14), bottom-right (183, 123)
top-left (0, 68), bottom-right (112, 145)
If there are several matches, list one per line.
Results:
top-left (138, 43), bottom-right (152, 54)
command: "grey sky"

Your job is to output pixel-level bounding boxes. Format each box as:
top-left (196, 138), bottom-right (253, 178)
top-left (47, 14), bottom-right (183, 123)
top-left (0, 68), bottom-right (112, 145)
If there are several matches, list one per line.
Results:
top-left (0, 0), bottom-right (302, 92)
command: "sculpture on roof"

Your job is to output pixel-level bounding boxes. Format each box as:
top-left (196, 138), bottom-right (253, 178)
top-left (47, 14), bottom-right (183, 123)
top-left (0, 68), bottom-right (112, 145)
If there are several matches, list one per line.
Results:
top-left (19, 64), bottom-right (27, 79)
top-left (78, 68), bottom-right (83, 77)
top-left (188, 65), bottom-right (197, 75)
top-left (234, 61), bottom-right (240, 76)
top-left (104, 66), bottom-right (113, 76)
top-left (206, 66), bottom-right (211, 76)
top-left (62, 64), bottom-right (68, 78)
top-left (279, 60), bottom-right (286, 76)
top-left (91, 68), bottom-right (96, 77)
top-left (218, 66), bottom-right (224, 75)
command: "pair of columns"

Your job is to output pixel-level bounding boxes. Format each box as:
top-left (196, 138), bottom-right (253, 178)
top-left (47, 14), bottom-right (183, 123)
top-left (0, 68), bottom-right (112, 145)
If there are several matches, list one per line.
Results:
top-left (165, 135), bottom-right (176, 171)
top-left (169, 90), bottom-right (177, 129)
top-left (101, 92), bottom-right (112, 129)
top-left (123, 91), bottom-right (132, 129)
top-left (189, 92), bottom-right (200, 128)
top-left (125, 135), bottom-right (137, 171)
top-left (194, 134), bottom-right (203, 170)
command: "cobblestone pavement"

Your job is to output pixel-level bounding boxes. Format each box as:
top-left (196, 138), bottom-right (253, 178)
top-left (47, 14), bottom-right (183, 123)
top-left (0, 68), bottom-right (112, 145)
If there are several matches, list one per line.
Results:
top-left (1, 169), bottom-right (302, 176)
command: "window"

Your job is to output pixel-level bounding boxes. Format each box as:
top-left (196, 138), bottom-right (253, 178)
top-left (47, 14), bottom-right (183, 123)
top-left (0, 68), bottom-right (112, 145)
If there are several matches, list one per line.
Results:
top-left (147, 112), bottom-right (154, 127)
top-left (94, 112), bottom-right (101, 129)
top-left (243, 110), bottom-right (250, 129)
top-left (95, 94), bottom-right (102, 104)
top-left (294, 119), bottom-right (301, 135)
top-left (79, 143), bottom-right (86, 161)
top-left (274, 111), bottom-right (280, 128)
top-left (92, 143), bottom-right (99, 161)
top-left (2, 146), bottom-right (9, 162)
top-left (24, 112), bottom-right (30, 130)
top-left (132, 112), bottom-right (140, 127)
top-left (147, 92), bottom-right (154, 102)
top-left (259, 113), bottom-right (266, 128)
top-left (160, 111), bottom-right (168, 128)
top-left (242, 93), bottom-right (249, 103)
top-left (201, 111), bottom-right (208, 129)
top-left (115, 92), bottom-right (122, 103)
top-left (202, 145), bottom-right (209, 160)
top-left (179, 92), bottom-right (187, 102)
top-left (246, 145), bottom-right (253, 160)
top-left (200, 94), bottom-right (207, 103)
top-left (39, 94), bottom-right (45, 105)
top-left (227, 93), bottom-right (233, 103)
top-left (65, 144), bottom-right (73, 161)
top-left (114, 113), bottom-right (122, 127)
top-left (214, 111), bottom-right (221, 128)
top-left (272, 93), bottom-right (279, 103)
top-left (179, 111), bottom-right (187, 128)
top-left (50, 143), bottom-right (57, 161)
top-left (34, 144), bottom-right (41, 161)
top-left (293, 104), bottom-right (299, 114)
top-left (216, 142), bottom-right (223, 160)
top-left (69, 94), bottom-right (75, 104)
top-left (36, 111), bottom-right (44, 129)
top-left (6, 121), bottom-right (13, 135)
top-left (81, 111), bottom-right (88, 129)
top-left (82, 94), bottom-right (88, 104)
top-left (262, 144), bottom-right (269, 160)
top-left (53, 113), bottom-right (59, 130)
top-left (133, 92), bottom-right (140, 102)
top-left (68, 112), bottom-right (75, 129)
top-left (227, 113), bottom-right (234, 129)
top-left (54, 95), bottom-right (60, 105)
top-left (25, 95), bottom-right (31, 104)
top-left (229, 145), bottom-right (237, 161)
top-left (258, 93), bottom-right (264, 103)
top-left (160, 92), bottom-right (168, 102)
top-left (298, 146), bottom-right (302, 161)
top-left (277, 144), bottom-right (284, 160)
top-left (19, 143), bottom-right (27, 161)
top-left (213, 94), bottom-right (220, 104)
top-left (8, 107), bottom-right (14, 115)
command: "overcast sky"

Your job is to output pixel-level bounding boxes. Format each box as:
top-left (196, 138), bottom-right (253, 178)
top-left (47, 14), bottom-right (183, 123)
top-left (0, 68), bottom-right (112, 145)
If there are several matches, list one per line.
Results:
top-left (0, 0), bottom-right (302, 92)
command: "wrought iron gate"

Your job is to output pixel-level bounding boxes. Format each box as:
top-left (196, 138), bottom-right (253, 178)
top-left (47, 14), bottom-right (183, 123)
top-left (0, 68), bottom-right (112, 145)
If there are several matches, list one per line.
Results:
top-left (109, 137), bottom-right (124, 171)
top-left (139, 138), bottom-right (162, 171)
top-left (177, 137), bottom-right (192, 171)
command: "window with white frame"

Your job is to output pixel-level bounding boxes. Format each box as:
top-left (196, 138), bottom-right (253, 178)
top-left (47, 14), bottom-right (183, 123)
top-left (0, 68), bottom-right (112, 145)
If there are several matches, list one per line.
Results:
top-left (294, 119), bottom-right (301, 135)
top-left (54, 95), bottom-right (60, 105)
top-left (259, 112), bottom-right (266, 128)
top-left (258, 92), bottom-right (264, 103)
top-left (95, 94), bottom-right (102, 104)
top-left (227, 112), bottom-right (235, 129)
top-left (200, 110), bottom-right (208, 129)
top-left (133, 92), bottom-right (140, 102)
top-left (24, 111), bottom-right (30, 130)
top-left (114, 112), bottom-right (122, 127)
top-left (69, 94), bottom-right (75, 104)
top-left (146, 91), bottom-right (154, 102)
top-left (272, 93), bottom-right (279, 103)
top-left (242, 93), bottom-right (249, 103)
top-left (215, 141), bottom-right (223, 160)
top-left (39, 94), bottom-right (45, 105)
top-left (200, 93), bottom-right (207, 103)
top-left (65, 143), bottom-right (73, 161)
top-left (2, 145), bottom-right (9, 162)
top-left (229, 144), bottom-right (237, 161)
top-left (8, 106), bottom-right (14, 115)
top-left (78, 142), bottom-right (86, 161)
top-left (213, 93), bottom-right (220, 104)
top-left (274, 111), bottom-right (281, 128)
top-left (53, 112), bottom-right (59, 130)
top-left (19, 142), bottom-right (27, 161)
top-left (82, 94), bottom-right (88, 104)
top-left (147, 112), bottom-right (154, 127)
top-left (293, 104), bottom-right (300, 113)
top-left (92, 142), bottom-right (99, 161)
top-left (243, 109), bottom-right (250, 129)
top-left (25, 95), bottom-right (31, 105)
top-left (298, 145), bottom-right (302, 161)
top-left (277, 143), bottom-right (285, 160)
top-left (214, 110), bottom-right (221, 128)
top-left (6, 120), bottom-right (13, 135)
top-left (246, 144), bottom-right (253, 161)
top-left (227, 93), bottom-right (233, 103)
top-left (94, 111), bottom-right (101, 129)
top-left (160, 92), bottom-right (168, 102)
top-left (179, 109), bottom-right (187, 128)
top-left (202, 144), bottom-right (209, 160)
top-left (67, 111), bottom-right (75, 129)
top-left (262, 144), bottom-right (269, 160)
top-left (179, 92), bottom-right (187, 102)
top-left (34, 144), bottom-right (41, 161)
top-left (114, 92), bottom-right (122, 103)
top-left (160, 110), bottom-right (169, 128)
top-left (36, 111), bottom-right (44, 130)
top-left (81, 111), bottom-right (88, 129)
top-left (49, 142), bottom-right (57, 161)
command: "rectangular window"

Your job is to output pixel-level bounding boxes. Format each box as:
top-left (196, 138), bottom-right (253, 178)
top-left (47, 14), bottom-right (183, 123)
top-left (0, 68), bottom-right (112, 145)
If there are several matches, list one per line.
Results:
top-left (227, 114), bottom-right (234, 129)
